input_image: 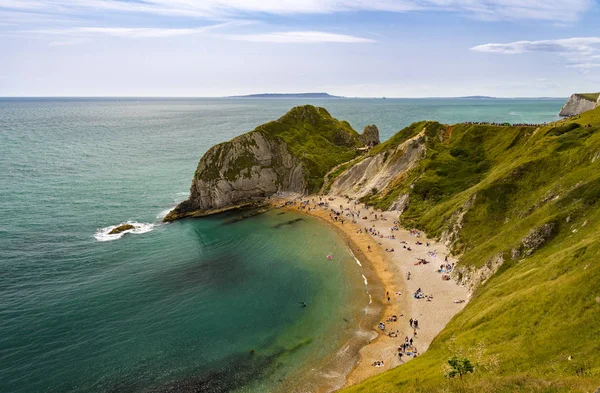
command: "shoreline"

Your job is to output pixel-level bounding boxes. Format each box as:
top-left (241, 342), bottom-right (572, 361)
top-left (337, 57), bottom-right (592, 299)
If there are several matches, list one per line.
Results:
top-left (273, 195), bottom-right (470, 390)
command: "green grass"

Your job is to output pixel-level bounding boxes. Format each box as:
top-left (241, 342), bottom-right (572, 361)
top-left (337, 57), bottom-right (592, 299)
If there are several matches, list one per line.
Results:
top-left (576, 92), bottom-right (600, 102)
top-left (255, 105), bottom-right (363, 192)
top-left (341, 109), bottom-right (600, 392)
top-left (197, 105), bottom-right (363, 192)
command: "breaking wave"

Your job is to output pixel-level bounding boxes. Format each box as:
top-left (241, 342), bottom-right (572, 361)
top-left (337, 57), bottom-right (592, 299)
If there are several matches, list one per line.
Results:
top-left (94, 221), bottom-right (155, 242)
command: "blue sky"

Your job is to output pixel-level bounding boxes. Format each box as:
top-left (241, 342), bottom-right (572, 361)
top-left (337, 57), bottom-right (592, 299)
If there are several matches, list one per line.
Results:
top-left (1, 0), bottom-right (599, 97)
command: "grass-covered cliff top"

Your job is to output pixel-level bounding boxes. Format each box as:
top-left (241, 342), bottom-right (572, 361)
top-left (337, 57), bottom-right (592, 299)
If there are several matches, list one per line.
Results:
top-left (343, 109), bottom-right (600, 392)
top-left (254, 105), bottom-right (363, 191)
top-left (576, 92), bottom-right (600, 102)
top-left (194, 105), bottom-right (363, 193)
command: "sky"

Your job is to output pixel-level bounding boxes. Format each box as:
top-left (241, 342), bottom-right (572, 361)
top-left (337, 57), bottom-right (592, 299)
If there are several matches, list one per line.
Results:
top-left (1, 0), bottom-right (600, 97)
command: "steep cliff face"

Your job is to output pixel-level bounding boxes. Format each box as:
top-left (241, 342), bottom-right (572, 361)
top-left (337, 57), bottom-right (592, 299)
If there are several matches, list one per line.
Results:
top-left (165, 105), bottom-right (363, 221)
top-left (165, 132), bottom-right (305, 221)
top-left (342, 107), bottom-right (600, 393)
top-left (559, 93), bottom-right (599, 116)
top-left (329, 125), bottom-right (427, 201)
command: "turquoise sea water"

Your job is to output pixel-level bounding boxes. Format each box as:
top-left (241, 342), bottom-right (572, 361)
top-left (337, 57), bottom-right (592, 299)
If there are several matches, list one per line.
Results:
top-left (0, 97), bottom-right (565, 393)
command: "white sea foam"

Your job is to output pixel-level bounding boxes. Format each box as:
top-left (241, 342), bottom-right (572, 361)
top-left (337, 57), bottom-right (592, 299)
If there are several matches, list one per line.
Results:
top-left (348, 248), bottom-right (362, 267)
top-left (368, 293), bottom-right (372, 304)
top-left (94, 221), bottom-right (155, 242)
top-left (508, 111), bottom-right (520, 116)
top-left (362, 274), bottom-right (368, 286)
top-left (156, 208), bottom-right (173, 220)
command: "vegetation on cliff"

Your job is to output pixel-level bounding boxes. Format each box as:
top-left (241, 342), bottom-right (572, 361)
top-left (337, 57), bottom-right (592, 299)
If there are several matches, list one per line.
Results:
top-left (253, 105), bottom-right (363, 191)
top-left (194, 105), bottom-right (363, 192)
top-left (166, 105), bottom-right (367, 221)
top-left (341, 108), bottom-right (600, 392)
top-left (576, 92), bottom-right (600, 102)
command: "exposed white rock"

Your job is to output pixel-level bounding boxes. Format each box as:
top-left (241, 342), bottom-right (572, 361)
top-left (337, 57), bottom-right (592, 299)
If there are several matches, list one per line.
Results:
top-left (559, 94), bottom-right (598, 117)
top-left (166, 132), bottom-right (305, 220)
top-left (329, 129), bottom-right (427, 202)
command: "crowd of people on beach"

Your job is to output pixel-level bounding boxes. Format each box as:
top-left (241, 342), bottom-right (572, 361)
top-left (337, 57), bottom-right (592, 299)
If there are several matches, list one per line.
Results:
top-left (462, 121), bottom-right (546, 127)
top-left (284, 194), bottom-right (467, 371)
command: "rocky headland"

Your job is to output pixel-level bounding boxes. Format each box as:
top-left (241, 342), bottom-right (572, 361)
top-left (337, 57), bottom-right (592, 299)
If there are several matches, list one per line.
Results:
top-left (166, 101), bottom-right (600, 392)
top-left (559, 92), bottom-right (599, 117)
top-left (164, 105), bottom-right (379, 221)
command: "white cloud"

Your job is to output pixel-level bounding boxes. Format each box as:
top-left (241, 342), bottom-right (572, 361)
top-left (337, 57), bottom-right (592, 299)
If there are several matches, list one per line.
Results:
top-left (25, 21), bottom-right (252, 42)
top-left (0, 0), bottom-right (594, 22)
top-left (471, 37), bottom-right (600, 54)
top-left (25, 24), bottom-right (372, 44)
top-left (471, 37), bottom-right (600, 71)
top-left (223, 31), bottom-right (374, 44)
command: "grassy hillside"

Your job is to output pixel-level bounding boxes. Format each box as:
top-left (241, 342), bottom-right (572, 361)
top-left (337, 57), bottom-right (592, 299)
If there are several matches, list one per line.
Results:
top-left (255, 105), bottom-right (362, 192)
top-left (343, 109), bottom-right (600, 392)
top-left (577, 93), bottom-right (600, 102)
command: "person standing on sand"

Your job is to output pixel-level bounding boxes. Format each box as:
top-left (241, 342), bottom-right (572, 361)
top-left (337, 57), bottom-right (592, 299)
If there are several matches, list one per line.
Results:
top-left (409, 318), bottom-right (413, 327)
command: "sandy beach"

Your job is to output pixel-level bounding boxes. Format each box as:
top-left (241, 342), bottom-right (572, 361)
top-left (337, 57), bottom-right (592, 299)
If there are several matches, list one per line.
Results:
top-left (276, 195), bottom-right (470, 389)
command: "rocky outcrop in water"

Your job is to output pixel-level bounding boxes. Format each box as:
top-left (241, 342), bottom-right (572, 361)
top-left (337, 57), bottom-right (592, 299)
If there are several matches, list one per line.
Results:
top-left (108, 224), bottom-right (135, 234)
top-left (559, 93), bottom-right (599, 117)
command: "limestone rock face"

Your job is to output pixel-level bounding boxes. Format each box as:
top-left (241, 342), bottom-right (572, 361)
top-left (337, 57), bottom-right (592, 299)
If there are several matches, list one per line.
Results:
top-left (514, 222), bottom-right (558, 257)
top-left (329, 128), bottom-right (426, 203)
top-left (165, 132), bottom-right (305, 221)
top-left (559, 94), bottom-right (598, 117)
top-left (359, 124), bottom-right (380, 146)
top-left (165, 105), bottom-right (364, 221)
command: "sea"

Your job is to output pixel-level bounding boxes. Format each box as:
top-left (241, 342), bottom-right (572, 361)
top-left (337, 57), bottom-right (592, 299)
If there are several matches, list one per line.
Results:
top-left (0, 97), bottom-right (565, 393)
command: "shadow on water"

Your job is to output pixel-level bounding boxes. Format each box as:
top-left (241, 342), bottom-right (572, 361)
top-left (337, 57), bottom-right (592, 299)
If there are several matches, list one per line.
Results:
top-left (273, 218), bottom-right (304, 229)
top-left (146, 353), bottom-right (275, 393)
top-left (104, 351), bottom-right (274, 393)
top-left (155, 252), bottom-right (253, 291)
top-left (221, 207), bottom-right (270, 226)
top-left (107, 339), bottom-right (316, 393)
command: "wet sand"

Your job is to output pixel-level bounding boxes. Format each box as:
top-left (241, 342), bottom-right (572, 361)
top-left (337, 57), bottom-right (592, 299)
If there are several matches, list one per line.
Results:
top-left (274, 195), bottom-right (470, 390)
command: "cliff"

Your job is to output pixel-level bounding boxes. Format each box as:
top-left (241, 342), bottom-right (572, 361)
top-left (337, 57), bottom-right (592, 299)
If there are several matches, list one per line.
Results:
top-left (559, 92), bottom-right (599, 116)
top-left (165, 105), bottom-right (369, 221)
top-left (328, 122), bottom-right (429, 201)
top-left (168, 103), bottom-right (600, 389)
top-left (340, 107), bottom-right (600, 392)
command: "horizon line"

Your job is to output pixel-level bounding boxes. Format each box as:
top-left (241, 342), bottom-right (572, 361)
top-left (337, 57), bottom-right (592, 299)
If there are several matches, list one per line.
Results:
top-left (0, 95), bottom-right (569, 99)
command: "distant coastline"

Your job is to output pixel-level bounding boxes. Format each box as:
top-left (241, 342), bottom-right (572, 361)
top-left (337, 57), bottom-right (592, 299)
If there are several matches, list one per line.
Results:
top-left (229, 92), bottom-right (343, 98)
top-left (457, 95), bottom-right (496, 99)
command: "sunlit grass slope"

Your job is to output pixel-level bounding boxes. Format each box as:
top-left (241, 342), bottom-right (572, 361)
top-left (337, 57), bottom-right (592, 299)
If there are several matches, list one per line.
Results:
top-left (343, 109), bottom-right (600, 392)
top-left (256, 105), bottom-right (362, 192)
